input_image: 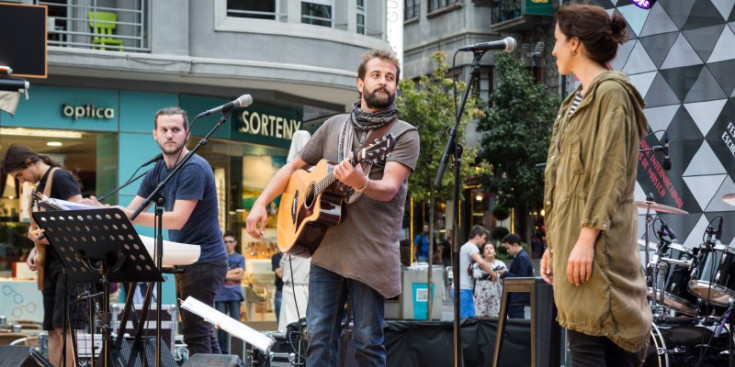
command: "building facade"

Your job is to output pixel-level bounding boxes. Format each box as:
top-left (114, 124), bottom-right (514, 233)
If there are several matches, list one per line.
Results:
top-left (0, 0), bottom-right (391, 311)
top-left (594, 0), bottom-right (735, 249)
top-left (401, 0), bottom-right (557, 242)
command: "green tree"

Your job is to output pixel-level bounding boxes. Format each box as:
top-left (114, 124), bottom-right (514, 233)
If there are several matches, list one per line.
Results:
top-left (477, 53), bottom-right (560, 240)
top-left (397, 51), bottom-right (490, 319)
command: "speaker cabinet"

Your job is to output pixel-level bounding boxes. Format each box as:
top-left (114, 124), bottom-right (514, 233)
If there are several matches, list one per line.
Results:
top-left (181, 353), bottom-right (240, 367)
top-left (0, 346), bottom-right (39, 367)
top-left (112, 338), bottom-right (178, 367)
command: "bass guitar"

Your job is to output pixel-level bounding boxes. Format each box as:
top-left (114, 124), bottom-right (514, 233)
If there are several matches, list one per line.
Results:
top-left (277, 134), bottom-right (395, 257)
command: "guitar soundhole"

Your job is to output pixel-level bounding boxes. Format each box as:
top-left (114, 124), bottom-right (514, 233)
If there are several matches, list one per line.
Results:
top-left (305, 184), bottom-right (316, 208)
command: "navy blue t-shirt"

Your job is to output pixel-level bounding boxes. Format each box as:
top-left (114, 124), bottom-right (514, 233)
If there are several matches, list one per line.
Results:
top-left (215, 253), bottom-right (245, 302)
top-left (137, 154), bottom-right (227, 263)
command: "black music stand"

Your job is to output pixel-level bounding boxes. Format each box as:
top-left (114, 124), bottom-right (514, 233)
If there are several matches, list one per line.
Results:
top-left (33, 208), bottom-right (163, 367)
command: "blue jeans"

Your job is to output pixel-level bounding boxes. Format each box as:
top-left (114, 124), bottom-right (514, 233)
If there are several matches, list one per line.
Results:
top-left (214, 300), bottom-right (241, 354)
top-left (176, 260), bottom-right (228, 356)
top-left (306, 264), bottom-right (386, 367)
top-left (459, 289), bottom-right (475, 318)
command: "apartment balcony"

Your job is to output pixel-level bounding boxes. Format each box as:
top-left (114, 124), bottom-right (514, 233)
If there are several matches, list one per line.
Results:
top-left (40, 0), bottom-right (149, 52)
top-left (490, 0), bottom-right (554, 33)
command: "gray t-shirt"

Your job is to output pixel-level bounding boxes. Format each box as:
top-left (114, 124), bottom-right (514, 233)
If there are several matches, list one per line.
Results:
top-left (459, 241), bottom-right (480, 290)
top-left (300, 114), bottom-right (420, 298)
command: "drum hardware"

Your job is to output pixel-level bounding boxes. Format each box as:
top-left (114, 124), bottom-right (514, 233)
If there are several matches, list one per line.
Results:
top-left (688, 243), bottom-right (735, 306)
top-left (713, 300), bottom-right (735, 338)
top-left (660, 256), bottom-right (693, 269)
top-left (639, 194), bottom-right (689, 318)
top-left (641, 214), bottom-right (735, 366)
top-left (648, 227), bottom-right (697, 316)
top-left (639, 239), bottom-right (659, 250)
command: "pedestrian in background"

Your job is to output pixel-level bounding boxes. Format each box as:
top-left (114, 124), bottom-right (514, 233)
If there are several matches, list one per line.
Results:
top-left (473, 243), bottom-right (506, 318)
top-left (214, 231), bottom-right (245, 354)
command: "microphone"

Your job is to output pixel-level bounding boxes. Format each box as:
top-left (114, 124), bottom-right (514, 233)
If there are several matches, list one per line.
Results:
top-left (141, 153), bottom-right (163, 166)
top-left (459, 37), bottom-right (517, 53)
top-left (662, 132), bottom-right (671, 171)
top-left (195, 94), bottom-right (253, 118)
top-left (705, 224), bottom-right (714, 247)
top-left (661, 219), bottom-right (677, 241)
top-left (715, 217), bottom-right (724, 242)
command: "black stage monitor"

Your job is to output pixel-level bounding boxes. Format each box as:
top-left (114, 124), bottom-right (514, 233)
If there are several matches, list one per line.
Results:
top-left (0, 3), bottom-right (47, 78)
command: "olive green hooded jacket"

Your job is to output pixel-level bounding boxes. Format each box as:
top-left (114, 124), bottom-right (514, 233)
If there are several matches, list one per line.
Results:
top-left (543, 71), bottom-right (651, 353)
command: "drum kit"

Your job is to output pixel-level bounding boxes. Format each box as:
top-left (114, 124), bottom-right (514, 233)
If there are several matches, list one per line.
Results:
top-left (638, 195), bottom-right (735, 367)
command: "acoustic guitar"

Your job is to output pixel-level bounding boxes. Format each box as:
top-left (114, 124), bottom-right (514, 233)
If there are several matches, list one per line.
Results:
top-left (277, 134), bottom-right (395, 257)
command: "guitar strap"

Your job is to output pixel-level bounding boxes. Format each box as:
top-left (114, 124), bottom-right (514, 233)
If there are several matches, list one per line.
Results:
top-left (360, 117), bottom-right (397, 151)
top-left (42, 167), bottom-right (59, 198)
top-left (346, 117), bottom-right (397, 204)
top-left (30, 167), bottom-right (59, 290)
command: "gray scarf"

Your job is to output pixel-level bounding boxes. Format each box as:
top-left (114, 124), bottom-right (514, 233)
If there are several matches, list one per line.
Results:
top-left (339, 101), bottom-right (398, 161)
top-left (338, 101), bottom-right (398, 203)
top-left (349, 100), bottom-right (398, 131)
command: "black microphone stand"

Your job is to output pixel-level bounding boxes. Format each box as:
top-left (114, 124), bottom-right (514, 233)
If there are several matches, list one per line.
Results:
top-left (97, 171), bottom-right (147, 203)
top-left (130, 111), bottom-right (230, 367)
top-left (434, 49), bottom-right (486, 367)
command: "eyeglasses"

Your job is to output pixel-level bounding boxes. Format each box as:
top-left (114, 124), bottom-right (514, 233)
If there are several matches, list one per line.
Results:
top-left (224, 240), bottom-right (236, 243)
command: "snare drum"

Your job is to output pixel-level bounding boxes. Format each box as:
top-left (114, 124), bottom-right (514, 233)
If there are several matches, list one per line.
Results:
top-left (688, 244), bottom-right (735, 306)
top-left (648, 244), bottom-right (697, 316)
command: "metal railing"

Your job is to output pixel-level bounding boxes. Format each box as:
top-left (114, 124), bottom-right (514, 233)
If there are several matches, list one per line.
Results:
top-left (226, 9), bottom-right (287, 21)
top-left (39, 0), bottom-right (150, 52)
top-left (491, 0), bottom-right (523, 23)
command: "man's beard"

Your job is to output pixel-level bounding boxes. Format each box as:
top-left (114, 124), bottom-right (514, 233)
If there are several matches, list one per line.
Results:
top-left (363, 86), bottom-right (395, 109)
top-left (158, 140), bottom-right (186, 157)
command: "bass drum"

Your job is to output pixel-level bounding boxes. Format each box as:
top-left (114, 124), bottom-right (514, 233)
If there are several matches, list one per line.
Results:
top-left (642, 322), bottom-right (669, 367)
top-left (651, 318), bottom-right (732, 367)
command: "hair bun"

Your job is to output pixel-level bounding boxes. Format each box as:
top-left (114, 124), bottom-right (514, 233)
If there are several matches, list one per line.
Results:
top-left (609, 12), bottom-right (628, 44)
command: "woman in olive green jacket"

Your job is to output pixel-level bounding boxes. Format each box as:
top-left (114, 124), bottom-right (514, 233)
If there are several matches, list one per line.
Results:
top-left (541, 4), bottom-right (652, 366)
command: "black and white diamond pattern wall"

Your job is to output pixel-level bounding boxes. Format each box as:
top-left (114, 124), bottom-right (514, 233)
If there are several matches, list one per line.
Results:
top-left (588, 0), bottom-right (735, 246)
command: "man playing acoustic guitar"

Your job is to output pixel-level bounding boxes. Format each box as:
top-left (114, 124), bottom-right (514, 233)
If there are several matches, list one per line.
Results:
top-left (3, 145), bottom-right (87, 367)
top-left (246, 49), bottom-right (419, 367)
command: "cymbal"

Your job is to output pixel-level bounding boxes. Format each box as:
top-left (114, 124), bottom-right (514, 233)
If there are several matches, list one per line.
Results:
top-left (635, 200), bottom-right (688, 214)
top-left (723, 193), bottom-right (735, 206)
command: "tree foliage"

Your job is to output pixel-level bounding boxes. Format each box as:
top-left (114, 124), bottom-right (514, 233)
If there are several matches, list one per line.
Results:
top-left (397, 51), bottom-right (491, 204)
top-left (477, 54), bottom-right (560, 209)
top-left (396, 51), bottom-right (491, 320)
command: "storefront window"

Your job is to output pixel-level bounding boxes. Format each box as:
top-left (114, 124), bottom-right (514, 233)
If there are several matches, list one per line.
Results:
top-left (0, 129), bottom-right (115, 276)
top-left (190, 136), bottom-right (288, 321)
